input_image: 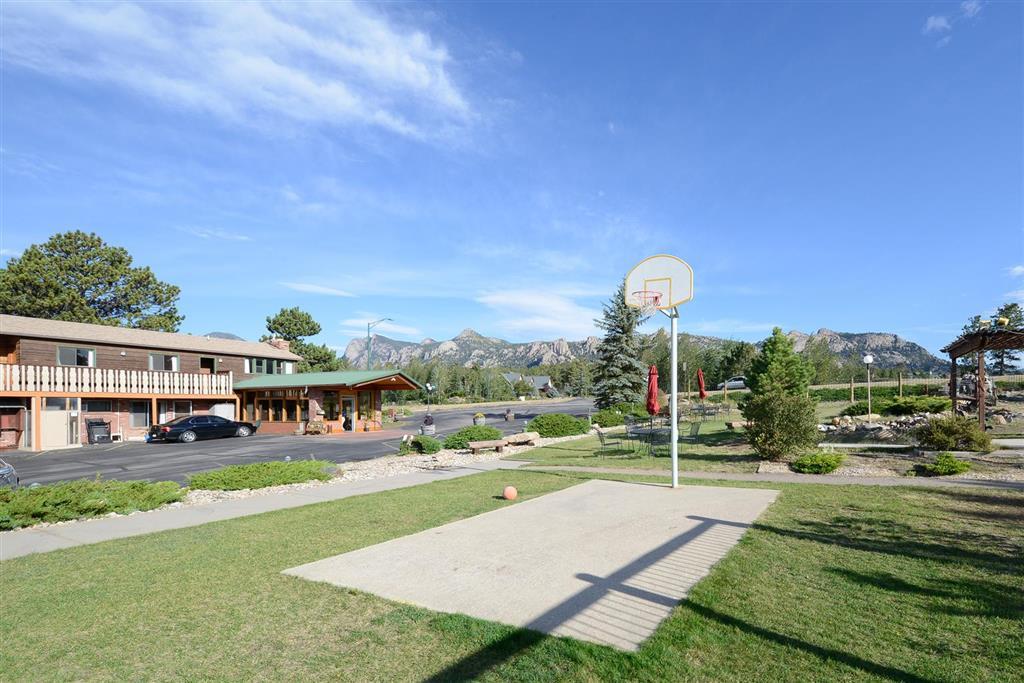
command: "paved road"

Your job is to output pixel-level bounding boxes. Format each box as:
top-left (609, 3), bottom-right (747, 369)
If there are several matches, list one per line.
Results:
top-left (4, 399), bottom-right (596, 485)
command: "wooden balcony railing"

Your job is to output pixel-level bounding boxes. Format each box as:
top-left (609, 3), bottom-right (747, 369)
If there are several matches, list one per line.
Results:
top-left (0, 364), bottom-right (235, 396)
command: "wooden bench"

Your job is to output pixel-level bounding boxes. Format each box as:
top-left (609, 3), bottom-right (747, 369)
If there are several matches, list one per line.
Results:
top-left (469, 439), bottom-right (507, 454)
top-left (504, 431), bottom-right (540, 446)
top-left (726, 421), bottom-right (752, 430)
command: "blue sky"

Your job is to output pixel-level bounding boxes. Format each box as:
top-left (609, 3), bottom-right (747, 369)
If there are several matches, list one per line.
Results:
top-left (1, 1), bottom-right (1020, 355)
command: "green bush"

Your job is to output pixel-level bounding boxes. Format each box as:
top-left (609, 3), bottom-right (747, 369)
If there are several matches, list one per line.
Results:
top-left (399, 435), bottom-right (442, 455)
top-left (591, 409), bottom-right (625, 428)
top-left (743, 390), bottom-right (819, 461)
top-left (790, 452), bottom-right (845, 474)
top-left (187, 460), bottom-right (334, 491)
top-left (915, 415), bottom-right (992, 452)
top-left (443, 425), bottom-right (503, 449)
top-left (810, 384), bottom-right (932, 402)
top-left (841, 400), bottom-right (881, 416)
top-left (0, 479), bottom-right (183, 530)
top-left (919, 452), bottom-right (972, 476)
top-left (527, 413), bottom-right (590, 438)
top-left (613, 402), bottom-right (651, 421)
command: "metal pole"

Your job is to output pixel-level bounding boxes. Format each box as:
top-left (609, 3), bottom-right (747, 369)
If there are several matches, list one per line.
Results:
top-left (670, 310), bottom-right (679, 489)
top-left (867, 364), bottom-right (872, 416)
top-left (366, 323), bottom-right (372, 370)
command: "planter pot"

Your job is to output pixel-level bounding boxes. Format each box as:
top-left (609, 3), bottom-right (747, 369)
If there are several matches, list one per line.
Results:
top-left (421, 424), bottom-right (436, 435)
top-left (473, 417), bottom-right (486, 426)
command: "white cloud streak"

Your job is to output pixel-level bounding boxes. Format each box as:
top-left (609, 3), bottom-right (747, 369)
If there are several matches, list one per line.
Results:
top-left (922, 16), bottom-right (952, 34)
top-left (0, 1), bottom-right (471, 139)
top-left (476, 290), bottom-right (600, 339)
top-left (181, 227), bottom-right (250, 241)
top-left (280, 282), bottom-right (355, 297)
top-left (684, 319), bottom-right (781, 335)
top-left (1009, 265), bottom-right (1024, 277)
top-left (341, 313), bottom-right (421, 338)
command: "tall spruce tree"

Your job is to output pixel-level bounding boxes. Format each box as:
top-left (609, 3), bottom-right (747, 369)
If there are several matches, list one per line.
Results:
top-left (746, 327), bottom-right (812, 395)
top-left (592, 282), bottom-right (647, 408)
top-left (992, 303), bottom-right (1023, 373)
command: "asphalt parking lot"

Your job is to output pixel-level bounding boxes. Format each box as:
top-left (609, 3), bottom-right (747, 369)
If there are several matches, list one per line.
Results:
top-left (4, 398), bottom-right (595, 485)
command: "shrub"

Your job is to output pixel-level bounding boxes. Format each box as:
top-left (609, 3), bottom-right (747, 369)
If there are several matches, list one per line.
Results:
top-left (591, 408), bottom-right (625, 428)
top-left (187, 460), bottom-right (334, 491)
top-left (399, 435), bottom-right (443, 455)
top-left (790, 452), bottom-right (845, 474)
top-left (527, 413), bottom-right (590, 438)
top-left (443, 425), bottom-right (503, 449)
top-left (915, 415), bottom-right (992, 452)
top-left (613, 402), bottom-right (651, 421)
top-left (0, 479), bottom-right (183, 530)
top-left (919, 452), bottom-right (972, 476)
top-left (743, 390), bottom-right (819, 461)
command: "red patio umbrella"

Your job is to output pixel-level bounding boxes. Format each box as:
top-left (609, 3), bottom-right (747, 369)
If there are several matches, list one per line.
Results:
top-left (697, 368), bottom-right (707, 400)
top-left (646, 365), bottom-right (660, 416)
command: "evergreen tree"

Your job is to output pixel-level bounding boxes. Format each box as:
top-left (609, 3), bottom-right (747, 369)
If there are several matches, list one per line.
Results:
top-left (0, 231), bottom-right (182, 331)
top-left (747, 327), bottom-right (812, 395)
top-left (992, 303), bottom-right (1023, 373)
top-left (720, 341), bottom-right (758, 380)
top-left (592, 282), bottom-right (647, 408)
top-left (566, 358), bottom-right (593, 396)
top-left (800, 338), bottom-right (846, 384)
top-left (262, 307), bottom-right (346, 372)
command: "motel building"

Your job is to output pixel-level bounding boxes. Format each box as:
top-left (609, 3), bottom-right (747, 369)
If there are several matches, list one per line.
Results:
top-left (0, 314), bottom-right (419, 452)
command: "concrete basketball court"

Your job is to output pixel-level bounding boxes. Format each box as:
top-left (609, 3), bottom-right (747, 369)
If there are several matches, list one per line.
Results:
top-left (284, 479), bottom-right (779, 651)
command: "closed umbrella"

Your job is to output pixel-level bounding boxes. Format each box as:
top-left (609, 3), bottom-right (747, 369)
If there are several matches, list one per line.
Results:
top-left (646, 365), bottom-right (660, 416)
top-left (697, 368), bottom-right (707, 400)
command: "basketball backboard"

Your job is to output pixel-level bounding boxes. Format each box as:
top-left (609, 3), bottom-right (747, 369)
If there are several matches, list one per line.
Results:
top-left (625, 254), bottom-right (693, 311)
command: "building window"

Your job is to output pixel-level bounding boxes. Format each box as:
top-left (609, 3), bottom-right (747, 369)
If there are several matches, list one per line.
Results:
top-left (84, 400), bottom-right (113, 412)
top-left (200, 357), bottom-right (217, 374)
top-left (45, 398), bottom-right (68, 411)
top-left (322, 391), bottom-right (339, 421)
top-left (57, 346), bottom-right (95, 367)
top-left (173, 400), bottom-right (192, 416)
top-left (149, 353), bottom-right (179, 372)
top-left (130, 401), bottom-right (150, 428)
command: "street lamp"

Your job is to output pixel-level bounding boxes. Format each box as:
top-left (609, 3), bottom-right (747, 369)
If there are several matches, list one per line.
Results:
top-left (863, 353), bottom-right (874, 417)
top-left (366, 317), bottom-right (392, 370)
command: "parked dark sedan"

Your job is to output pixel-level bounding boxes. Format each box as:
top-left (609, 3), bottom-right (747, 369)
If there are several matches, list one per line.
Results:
top-left (148, 415), bottom-right (258, 443)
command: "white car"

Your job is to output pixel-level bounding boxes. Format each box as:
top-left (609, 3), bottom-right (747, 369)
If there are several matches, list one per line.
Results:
top-left (716, 376), bottom-right (747, 390)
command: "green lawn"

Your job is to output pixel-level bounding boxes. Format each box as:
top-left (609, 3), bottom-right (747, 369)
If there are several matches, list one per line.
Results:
top-left (1, 470), bottom-right (1021, 681)
top-left (514, 421), bottom-right (762, 472)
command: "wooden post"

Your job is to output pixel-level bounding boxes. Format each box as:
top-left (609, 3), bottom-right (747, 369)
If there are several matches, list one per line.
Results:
top-left (949, 355), bottom-right (958, 403)
top-left (849, 377), bottom-right (855, 404)
top-left (151, 397), bottom-right (158, 427)
top-left (898, 372), bottom-right (903, 398)
top-left (31, 394), bottom-right (42, 452)
top-left (977, 346), bottom-right (986, 429)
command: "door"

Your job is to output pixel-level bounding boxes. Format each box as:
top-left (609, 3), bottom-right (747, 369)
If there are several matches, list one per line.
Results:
top-left (341, 397), bottom-right (355, 432)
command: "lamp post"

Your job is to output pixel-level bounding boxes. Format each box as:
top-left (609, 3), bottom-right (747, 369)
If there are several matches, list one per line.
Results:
top-left (366, 318), bottom-right (392, 370)
top-left (863, 354), bottom-right (874, 417)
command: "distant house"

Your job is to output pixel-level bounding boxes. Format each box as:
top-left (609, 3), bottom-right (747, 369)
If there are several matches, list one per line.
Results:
top-left (502, 372), bottom-right (559, 397)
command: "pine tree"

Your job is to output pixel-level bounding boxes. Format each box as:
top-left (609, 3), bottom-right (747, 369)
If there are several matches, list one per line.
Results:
top-left (592, 282), bottom-right (647, 408)
top-left (992, 303), bottom-right (1023, 373)
top-left (746, 327), bottom-right (812, 395)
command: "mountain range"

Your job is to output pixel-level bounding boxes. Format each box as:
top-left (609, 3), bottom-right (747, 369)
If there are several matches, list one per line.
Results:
top-left (343, 327), bottom-right (946, 372)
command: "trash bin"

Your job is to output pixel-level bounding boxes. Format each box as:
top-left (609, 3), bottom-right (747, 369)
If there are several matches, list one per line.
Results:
top-left (86, 419), bottom-right (112, 444)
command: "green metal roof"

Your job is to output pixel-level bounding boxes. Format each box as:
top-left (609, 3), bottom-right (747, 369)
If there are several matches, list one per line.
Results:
top-left (233, 369), bottom-right (421, 390)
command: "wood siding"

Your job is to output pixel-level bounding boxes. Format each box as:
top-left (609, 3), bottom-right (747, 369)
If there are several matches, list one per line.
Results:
top-left (15, 338), bottom-right (250, 376)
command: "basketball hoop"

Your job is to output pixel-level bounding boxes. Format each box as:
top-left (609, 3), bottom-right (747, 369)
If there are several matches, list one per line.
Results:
top-left (631, 290), bottom-right (662, 315)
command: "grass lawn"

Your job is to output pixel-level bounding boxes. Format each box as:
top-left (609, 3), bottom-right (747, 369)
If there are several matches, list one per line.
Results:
top-left (1, 470), bottom-right (1021, 681)
top-left (514, 421), bottom-right (761, 472)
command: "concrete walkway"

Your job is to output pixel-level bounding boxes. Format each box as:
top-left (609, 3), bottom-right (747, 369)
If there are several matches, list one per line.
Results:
top-left (0, 460), bottom-right (532, 561)
top-left (524, 466), bottom-right (1024, 490)
top-left (285, 479), bottom-right (779, 652)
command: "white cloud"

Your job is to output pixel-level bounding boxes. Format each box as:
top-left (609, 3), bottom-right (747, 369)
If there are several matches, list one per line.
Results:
top-left (181, 227), bottom-right (250, 241)
top-left (1006, 290), bottom-right (1024, 303)
top-left (476, 290), bottom-right (600, 339)
top-left (1008, 265), bottom-right (1024, 277)
top-left (922, 15), bottom-right (952, 34)
top-left (341, 313), bottom-right (422, 338)
top-left (280, 282), bottom-right (355, 297)
top-left (0, 1), bottom-right (471, 139)
top-left (685, 319), bottom-right (780, 335)
top-left (936, 35), bottom-right (953, 48)
top-left (961, 0), bottom-right (982, 18)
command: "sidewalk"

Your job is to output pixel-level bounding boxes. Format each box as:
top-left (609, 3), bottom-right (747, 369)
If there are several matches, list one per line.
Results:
top-left (0, 460), bottom-right (531, 561)
top-left (523, 466), bottom-right (1024, 490)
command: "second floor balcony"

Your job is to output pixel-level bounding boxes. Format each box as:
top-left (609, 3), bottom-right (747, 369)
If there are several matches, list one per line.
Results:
top-left (0, 363), bottom-right (235, 397)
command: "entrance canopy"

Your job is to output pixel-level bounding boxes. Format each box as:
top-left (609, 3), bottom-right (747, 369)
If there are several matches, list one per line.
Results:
top-left (233, 369), bottom-right (421, 392)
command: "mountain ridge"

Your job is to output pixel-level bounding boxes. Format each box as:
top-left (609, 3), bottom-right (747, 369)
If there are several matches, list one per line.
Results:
top-left (345, 327), bottom-right (946, 372)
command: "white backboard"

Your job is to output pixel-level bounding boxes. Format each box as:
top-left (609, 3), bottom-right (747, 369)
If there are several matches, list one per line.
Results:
top-left (625, 254), bottom-right (694, 310)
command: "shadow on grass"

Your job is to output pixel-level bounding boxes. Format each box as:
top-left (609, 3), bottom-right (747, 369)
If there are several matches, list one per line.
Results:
top-left (754, 516), bottom-right (1019, 575)
top-left (827, 569), bottom-right (1023, 620)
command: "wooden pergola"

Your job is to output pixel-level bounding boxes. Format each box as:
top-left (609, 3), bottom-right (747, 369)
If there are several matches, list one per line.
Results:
top-left (941, 328), bottom-right (1024, 427)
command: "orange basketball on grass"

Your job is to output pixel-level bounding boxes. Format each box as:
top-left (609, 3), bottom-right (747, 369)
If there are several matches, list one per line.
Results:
top-left (503, 486), bottom-right (518, 501)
